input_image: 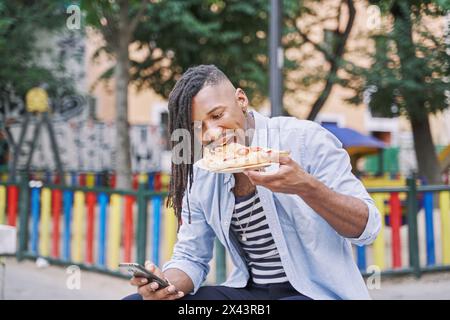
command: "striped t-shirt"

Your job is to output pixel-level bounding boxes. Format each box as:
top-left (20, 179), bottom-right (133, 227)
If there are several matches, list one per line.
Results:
top-left (232, 191), bottom-right (288, 284)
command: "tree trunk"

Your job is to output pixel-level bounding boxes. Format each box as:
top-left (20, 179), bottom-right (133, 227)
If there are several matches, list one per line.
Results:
top-left (114, 2), bottom-right (132, 190)
top-left (410, 116), bottom-right (442, 184)
top-left (391, 2), bottom-right (442, 184)
top-left (306, 0), bottom-right (355, 120)
top-left (307, 70), bottom-right (337, 121)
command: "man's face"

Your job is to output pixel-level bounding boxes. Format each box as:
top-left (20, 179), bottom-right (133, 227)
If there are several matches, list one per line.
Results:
top-left (191, 80), bottom-right (249, 148)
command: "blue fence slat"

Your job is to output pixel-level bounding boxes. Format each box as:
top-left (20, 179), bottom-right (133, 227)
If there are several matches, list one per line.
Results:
top-left (71, 172), bottom-right (77, 186)
top-left (63, 190), bottom-right (73, 261)
top-left (357, 245), bottom-right (366, 272)
top-left (30, 187), bottom-right (41, 255)
top-left (152, 196), bottom-right (161, 266)
top-left (45, 171), bottom-right (51, 184)
top-left (95, 173), bottom-right (102, 187)
top-left (98, 192), bottom-right (108, 266)
top-left (424, 192), bottom-right (436, 266)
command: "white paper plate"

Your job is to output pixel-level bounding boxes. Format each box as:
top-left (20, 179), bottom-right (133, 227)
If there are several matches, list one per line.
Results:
top-left (196, 159), bottom-right (272, 173)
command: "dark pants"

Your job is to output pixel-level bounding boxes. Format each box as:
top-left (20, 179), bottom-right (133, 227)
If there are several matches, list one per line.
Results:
top-left (123, 281), bottom-right (312, 300)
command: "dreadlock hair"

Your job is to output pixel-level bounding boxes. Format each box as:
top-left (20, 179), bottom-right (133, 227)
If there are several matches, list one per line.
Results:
top-left (167, 65), bottom-right (229, 227)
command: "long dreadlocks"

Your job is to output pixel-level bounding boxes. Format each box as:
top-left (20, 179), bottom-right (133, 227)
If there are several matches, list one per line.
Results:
top-left (167, 65), bottom-right (228, 227)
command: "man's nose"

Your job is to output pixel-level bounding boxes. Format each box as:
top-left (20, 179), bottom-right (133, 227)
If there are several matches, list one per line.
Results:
top-left (202, 126), bottom-right (223, 145)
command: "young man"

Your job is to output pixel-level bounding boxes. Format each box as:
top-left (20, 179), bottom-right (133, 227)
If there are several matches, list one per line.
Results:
top-left (125, 65), bottom-right (381, 300)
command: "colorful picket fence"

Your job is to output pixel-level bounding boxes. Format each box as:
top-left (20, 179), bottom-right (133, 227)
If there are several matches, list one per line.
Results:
top-left (0, 171), bottom-right (170, 191)
top-left (0, 179), bottom-right (177, 275)
top-left (1, 177), bottom-right (449, 280)
top-left (356, 182), bottom-right (450, 276)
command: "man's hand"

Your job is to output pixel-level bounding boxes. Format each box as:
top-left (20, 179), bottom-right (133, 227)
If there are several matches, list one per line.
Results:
top-left (129, 261), bottom-right (185, 300)
top-left (244, 156), bottom-right (313, 196)
top-left (245, 156), bottom-right (369, 238)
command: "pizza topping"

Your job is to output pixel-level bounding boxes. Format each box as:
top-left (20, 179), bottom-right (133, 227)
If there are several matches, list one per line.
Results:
top-left (237, 147), bottom-right (250, 156)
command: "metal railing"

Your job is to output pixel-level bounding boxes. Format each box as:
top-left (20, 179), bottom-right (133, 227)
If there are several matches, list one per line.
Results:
top-left (1, 174), bottom-right (173, 279)
top-left (362, 178), bottom-right (450, 278)
top-left (1, 175), bottom-right (449, 281)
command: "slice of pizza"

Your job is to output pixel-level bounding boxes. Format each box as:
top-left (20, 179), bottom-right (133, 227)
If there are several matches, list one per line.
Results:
top-left (202, 142), bottom-right (290, 171)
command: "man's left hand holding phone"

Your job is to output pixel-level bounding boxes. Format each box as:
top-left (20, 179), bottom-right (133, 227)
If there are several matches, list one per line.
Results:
top-left (126, 261), bottom-right (185, 300)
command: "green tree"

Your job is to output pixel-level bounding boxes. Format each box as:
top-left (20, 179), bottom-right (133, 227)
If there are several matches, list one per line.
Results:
top-left (347, 0), bottom-right (449, 183)
top-left (132, 0), bottom-right (281, 105)
top-left (284, 0), bottom-right (356, 120)
top-left (82, 0), bottom-right (303, 188)
top-left (0, 0), bottom-right (74, 115)
top-left (82, 0), bottom-right (149, 189)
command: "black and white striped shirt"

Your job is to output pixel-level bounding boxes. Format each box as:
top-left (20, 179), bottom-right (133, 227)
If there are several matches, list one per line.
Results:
top-left (232, 191), bottom-right (288, 284)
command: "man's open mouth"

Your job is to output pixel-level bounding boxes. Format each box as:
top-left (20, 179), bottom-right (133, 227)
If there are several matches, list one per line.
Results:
top-left (207, 134), bottom-right (236, 149)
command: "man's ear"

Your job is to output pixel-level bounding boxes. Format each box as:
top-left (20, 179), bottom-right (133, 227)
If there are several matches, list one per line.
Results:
top-left (235, 88), bottom-right (249, 108)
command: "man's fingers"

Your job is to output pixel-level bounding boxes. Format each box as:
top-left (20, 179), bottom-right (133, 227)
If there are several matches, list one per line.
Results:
top-left (244, 170), bottom-right (277, 184)
top-left (145, 260), bottom-right (165, 279)
top-left (166, 291), bottom-right (185, 300)
top-left (278, 156), bottom-right (291, 165)
top-left (151, 285), bottom-right (181, 300)
top-left (138, 283), bottom-right (156, 298)
top-left (137, 281), bottom-right (185, 300)
top-left (161, 285), bottom-right (184, 300)
top-left (130, 276), bottom-right (148, 287)
top-left (244, 171), bottom-right (263, 185)
top-left (167, 284), bottom-right (179, 294)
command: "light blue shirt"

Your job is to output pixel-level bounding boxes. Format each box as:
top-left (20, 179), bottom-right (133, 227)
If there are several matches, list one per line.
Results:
top-left (163, 110), bottom-right (381, 300)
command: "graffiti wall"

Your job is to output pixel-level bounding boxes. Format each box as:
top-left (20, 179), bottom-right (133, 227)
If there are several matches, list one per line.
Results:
top-left (7, 116), bottom-right (165, 172)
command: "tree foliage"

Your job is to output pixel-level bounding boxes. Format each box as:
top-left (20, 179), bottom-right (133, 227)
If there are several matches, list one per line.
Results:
top-left (0, 0), bottom-right (75, 113)
top-left (347, 0), bottom-right (449, 119)
top-left (84, 0), bottom-right (302, 106)
top-left (346, 0), bottom-right (449, 183)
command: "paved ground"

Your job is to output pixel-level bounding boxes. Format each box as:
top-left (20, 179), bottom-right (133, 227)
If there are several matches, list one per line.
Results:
top-left (2, 257), bottom-right (450, 300)
top-left (368, 272), bottom-right (450, 300)
top-left (1, 257), bottom-right (132, 300)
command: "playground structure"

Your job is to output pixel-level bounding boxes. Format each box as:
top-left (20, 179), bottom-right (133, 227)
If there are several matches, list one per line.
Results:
top-left (0, 173), bottom-right (448, 284)
top-left (364, 145), bottom-right (450, 182)
top-left (0, 88), bottom-right (449, 283)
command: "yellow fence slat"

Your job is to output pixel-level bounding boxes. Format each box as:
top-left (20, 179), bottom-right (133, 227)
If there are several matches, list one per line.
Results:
top-left (86, 173), bottom-right (95, 187)
top-left (163, 202), bottom-right (178, 262)
top-left (0, 186), bottom-right (6, 224)
top-left (440, 191), bottom-right (450, 264)
top-left (108, 194), bottom-right (122, 270)
top-left (372, 193), bottom-right (386, 269)
top-left (39, 188), bottom-right (52, 256)
top-left (72, 191), bottom-right (85, 263)
top-left (161, 173), bottom-right (170, 191)
top-left (138, 173), bottom-right (148, 184)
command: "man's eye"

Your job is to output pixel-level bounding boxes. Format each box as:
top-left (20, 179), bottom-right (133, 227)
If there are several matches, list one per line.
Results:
top-left (212, 113), bottom-right (223, 120)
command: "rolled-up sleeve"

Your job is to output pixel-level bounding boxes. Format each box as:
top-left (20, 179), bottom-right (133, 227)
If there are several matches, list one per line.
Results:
top-left (162, 190), bottom-right (215, 294)
top-left (302, 122), bottom-right (381, 246)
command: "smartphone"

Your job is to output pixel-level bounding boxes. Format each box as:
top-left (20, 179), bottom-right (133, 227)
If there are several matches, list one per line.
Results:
top-left (119, 262), bottom-right (169, 288)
